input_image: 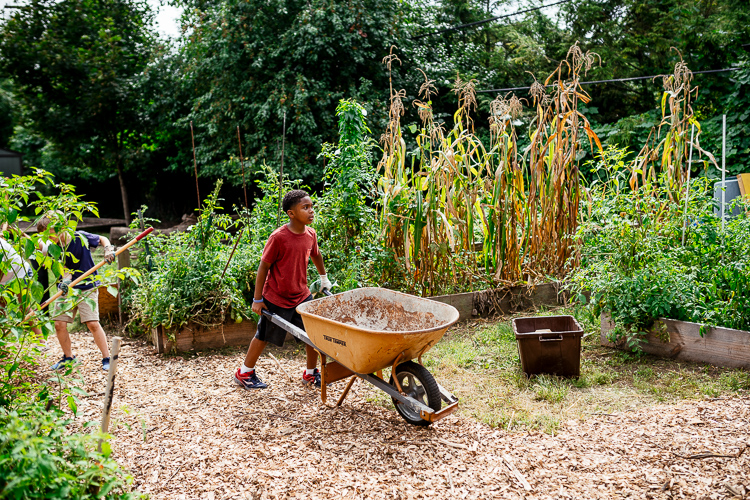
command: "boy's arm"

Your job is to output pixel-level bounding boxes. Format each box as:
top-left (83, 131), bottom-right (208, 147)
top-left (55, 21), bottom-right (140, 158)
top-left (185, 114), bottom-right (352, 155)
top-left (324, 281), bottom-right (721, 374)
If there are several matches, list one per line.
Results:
top-left (98, 235), bottom-right (116, 264)
top-left (311, 253), bottom-right (332, 291)
top-left (251, 260), bottom-right (272, 315)
top-left (311, 253), bottom-right (325, 276)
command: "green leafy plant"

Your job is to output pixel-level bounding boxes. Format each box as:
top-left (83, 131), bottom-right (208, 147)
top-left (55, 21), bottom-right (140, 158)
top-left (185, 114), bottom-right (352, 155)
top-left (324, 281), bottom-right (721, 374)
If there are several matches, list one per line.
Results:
top-left (571, 148), bottom-right (750, 348)
top-left (127, 181), bottom-right (260, 333)
top-left (315, 99), bottom-right (383, 291)
top-left (0, 407), bottom-right (143, 499)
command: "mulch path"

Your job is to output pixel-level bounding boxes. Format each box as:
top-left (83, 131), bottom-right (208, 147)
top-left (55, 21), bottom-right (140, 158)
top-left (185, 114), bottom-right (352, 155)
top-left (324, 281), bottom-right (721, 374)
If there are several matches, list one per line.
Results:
top-left (52, 331), bottom-right (749, 500)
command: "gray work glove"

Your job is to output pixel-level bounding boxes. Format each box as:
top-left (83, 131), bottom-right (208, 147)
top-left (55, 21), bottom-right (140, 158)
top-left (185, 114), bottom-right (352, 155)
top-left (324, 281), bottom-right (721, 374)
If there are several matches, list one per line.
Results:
top-left (104, 245), bottom-right (116, 264)
top-left (57, 279), bottom-right (72, 296)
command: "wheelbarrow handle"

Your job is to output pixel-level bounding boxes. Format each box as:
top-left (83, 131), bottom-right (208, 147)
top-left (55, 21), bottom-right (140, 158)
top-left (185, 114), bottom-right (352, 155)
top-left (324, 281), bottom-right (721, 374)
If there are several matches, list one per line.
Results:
top-left (259, 288), bottom-right (331, 320)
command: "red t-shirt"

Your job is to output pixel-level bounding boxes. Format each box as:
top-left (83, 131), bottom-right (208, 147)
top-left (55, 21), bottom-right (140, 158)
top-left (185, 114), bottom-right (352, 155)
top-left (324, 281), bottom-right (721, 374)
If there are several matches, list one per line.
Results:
top-left (261, 225), bottom-right (320, 308)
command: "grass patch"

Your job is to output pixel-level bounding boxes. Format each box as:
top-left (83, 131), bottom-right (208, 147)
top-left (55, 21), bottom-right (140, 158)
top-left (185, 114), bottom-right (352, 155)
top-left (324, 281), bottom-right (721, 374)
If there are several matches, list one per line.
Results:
top-left (419, 306), bottom-right (750, 434)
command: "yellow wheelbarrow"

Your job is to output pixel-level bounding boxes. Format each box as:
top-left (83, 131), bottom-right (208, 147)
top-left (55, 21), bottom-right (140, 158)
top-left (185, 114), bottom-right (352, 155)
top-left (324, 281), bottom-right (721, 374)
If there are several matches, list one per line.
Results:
top-left (261, 287), bottom-right (460, 426)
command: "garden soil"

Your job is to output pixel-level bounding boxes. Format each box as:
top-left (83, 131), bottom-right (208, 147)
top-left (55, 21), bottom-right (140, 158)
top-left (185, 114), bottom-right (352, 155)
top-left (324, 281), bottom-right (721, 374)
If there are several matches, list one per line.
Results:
top-left (51, 331), bottom-right (749, 500)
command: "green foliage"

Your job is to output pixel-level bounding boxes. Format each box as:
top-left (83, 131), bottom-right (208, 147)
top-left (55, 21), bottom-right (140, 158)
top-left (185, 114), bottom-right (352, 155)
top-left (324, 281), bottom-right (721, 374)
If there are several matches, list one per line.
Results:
top-left (571, 147), bottom-right (750, 348)
top-left (173, 0), bottom-right (405, 185)
top-left (315, 99), bottom-right (384, 291)
top-left (0, 79), bottom-right (17, 147)
top-left (698, 58), bottom-right (750, 178)
top-left (0, 0), bottom-right (159, 219)
top-left (127, 181), bottom-right (260, 332)
top-left (0, 407), bottom-right (143, 499)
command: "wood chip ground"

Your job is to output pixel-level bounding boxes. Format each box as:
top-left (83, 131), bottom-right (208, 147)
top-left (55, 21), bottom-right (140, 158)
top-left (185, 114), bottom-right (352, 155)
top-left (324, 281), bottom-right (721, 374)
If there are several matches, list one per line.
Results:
top-left (51, 332), bottom-right (750, 499)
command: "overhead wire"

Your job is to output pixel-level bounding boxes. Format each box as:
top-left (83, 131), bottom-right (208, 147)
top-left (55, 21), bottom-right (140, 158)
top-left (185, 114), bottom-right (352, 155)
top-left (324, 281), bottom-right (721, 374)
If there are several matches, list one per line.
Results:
top-left (477, 67), bottom-right (741, 94)
top-left (411, 0), bottom-right (575, 40)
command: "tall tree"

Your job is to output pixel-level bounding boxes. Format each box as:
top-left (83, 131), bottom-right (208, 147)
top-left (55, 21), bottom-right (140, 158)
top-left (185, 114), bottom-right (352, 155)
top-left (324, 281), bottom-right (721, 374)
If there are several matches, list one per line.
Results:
top-left (561, 0), bottom-right (750, 122)
top-left (175, 0), bottom-right (408, 185)
top-left (0, 0), bottom-right (158, 222)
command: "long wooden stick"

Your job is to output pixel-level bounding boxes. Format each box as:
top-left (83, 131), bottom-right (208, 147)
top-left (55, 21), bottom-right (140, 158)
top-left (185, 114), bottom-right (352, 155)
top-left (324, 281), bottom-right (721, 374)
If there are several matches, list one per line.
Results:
top-left (237, 126), bottom-right (248, 209)
top-left (681, 123), bottom-right (696, 246)
top-left (24, 227), bottom-right (154, 322)
top-left (219, 227), bottom-right (244, 283)
top-left (277, 111), bottom-right (286, 227)
top-left (190, 121), bottom-right (201, 207)
top-left (98, 336), bottom-right (121, 452)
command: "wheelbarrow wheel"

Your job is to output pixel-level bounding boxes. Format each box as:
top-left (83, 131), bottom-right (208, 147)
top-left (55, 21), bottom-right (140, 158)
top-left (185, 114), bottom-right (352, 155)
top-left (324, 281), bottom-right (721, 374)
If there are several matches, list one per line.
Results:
top-left (389, 361), bottom-right (441, 426)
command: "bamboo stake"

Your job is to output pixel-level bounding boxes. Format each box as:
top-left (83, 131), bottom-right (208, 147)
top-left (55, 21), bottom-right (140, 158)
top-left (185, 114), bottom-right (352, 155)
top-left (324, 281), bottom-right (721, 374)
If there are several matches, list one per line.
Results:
top-left (721, 114), bottom-right (726, 231)
top-left (681, 123), bottom-right (696, 246)
top-left (237, 126), bottom-right (248, 209)
top-left (98, 336), bottom-right (121, 452)
top-left (190, 121), bottom-right (201, 208)
top-left (219, 227), bottom-right (244, 283)
top-left (267, 352), bottom-right (293, 382)
top-left (277, 111), bottom-right (286, 227)
top-left (24, 227), bottom-right (154, 322)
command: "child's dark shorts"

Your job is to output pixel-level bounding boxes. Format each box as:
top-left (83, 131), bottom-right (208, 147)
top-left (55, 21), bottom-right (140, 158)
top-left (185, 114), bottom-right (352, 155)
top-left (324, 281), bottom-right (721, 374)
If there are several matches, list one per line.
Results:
top-left (255, 295), bottom-right (312, 347)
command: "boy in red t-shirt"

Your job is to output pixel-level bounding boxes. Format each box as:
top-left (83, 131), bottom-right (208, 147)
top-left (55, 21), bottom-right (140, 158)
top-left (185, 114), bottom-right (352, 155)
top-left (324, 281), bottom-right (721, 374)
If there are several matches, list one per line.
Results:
top-left (234, 190), bottom-right (332, 389)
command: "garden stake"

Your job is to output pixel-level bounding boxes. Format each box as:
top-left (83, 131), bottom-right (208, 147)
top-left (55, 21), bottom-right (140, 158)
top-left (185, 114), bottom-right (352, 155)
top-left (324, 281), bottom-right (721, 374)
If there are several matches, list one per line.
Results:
top-left (190, 121), bottom-right (201, 207)
top-left (277, 111), bottom-right (286, 227)
top-left (98, 336), bottom-right (121, 452)
top-left (23, 227), bottom-right (154, 323)
top-left (237, 126), bottom-right (248, 208)
top-left (137, 208), bottom-right (153, 273)
top-left (681, 123), bottom-right (695, 246)
top-left (721, 114), bottom-right (726, 232)
top-left (268, 352), bottom-right (294, 382)
top-left (219, 226), bottom-right (244, 283)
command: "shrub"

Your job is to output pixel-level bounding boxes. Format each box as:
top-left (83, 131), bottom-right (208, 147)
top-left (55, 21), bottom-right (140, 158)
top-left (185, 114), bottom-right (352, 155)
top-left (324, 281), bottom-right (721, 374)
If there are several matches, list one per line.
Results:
top-left (1, 171), bottom-right (143, 498)
top-left (126, 181), bottom-right (260, 331)
top-left (571, 148), bottom-right (750, 349)
top-left (0, 407), bottom-right (142, 499)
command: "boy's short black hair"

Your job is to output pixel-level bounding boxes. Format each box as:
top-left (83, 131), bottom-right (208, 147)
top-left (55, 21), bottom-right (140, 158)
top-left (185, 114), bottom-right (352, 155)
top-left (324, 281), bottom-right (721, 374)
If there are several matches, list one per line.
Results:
top-left (282, 189), bottom-right (310, 212)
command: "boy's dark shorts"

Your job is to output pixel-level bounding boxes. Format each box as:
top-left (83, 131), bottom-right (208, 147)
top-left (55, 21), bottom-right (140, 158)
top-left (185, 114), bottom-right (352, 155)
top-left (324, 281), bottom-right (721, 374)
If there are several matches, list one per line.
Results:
top-left (255, 295), bottom-right (312, 347)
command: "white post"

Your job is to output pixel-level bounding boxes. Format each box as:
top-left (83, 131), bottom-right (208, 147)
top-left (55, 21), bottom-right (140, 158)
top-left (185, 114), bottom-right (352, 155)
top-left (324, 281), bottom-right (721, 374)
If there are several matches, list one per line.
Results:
top-left (682, 123), bottom-right (696, 246)
top-left (98, 336), bottom-right (121, 452)
top-left (721, 114), bottom-right (727, 231)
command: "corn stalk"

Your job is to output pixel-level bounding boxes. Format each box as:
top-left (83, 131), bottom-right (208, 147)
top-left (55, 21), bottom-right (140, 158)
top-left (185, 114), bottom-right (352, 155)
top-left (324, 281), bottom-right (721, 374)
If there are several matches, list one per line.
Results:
top-left (377, 44), bottom-right (602, 296)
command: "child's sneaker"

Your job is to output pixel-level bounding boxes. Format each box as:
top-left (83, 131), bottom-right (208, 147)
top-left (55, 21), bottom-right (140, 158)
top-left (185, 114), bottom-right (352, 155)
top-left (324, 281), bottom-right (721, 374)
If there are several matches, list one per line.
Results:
top-left (302, 369), bottom-right (321, 387)
top-left (51, 356), bottom-right (77, 371)
top-left (102, 357), bottom-right (110, 371)
top-left (233, 368), bottom-right (267, 389)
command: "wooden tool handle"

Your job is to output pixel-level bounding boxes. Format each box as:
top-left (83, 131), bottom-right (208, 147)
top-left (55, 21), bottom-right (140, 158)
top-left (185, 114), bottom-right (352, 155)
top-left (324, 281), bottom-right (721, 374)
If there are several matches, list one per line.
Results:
top-left (24, 227), bottom-right (154, 321)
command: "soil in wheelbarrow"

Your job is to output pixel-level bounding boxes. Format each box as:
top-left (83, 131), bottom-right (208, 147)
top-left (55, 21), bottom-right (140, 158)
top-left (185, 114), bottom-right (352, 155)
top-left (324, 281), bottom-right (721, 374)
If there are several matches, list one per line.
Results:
top-left (306, 295), bottom-right (441, 332)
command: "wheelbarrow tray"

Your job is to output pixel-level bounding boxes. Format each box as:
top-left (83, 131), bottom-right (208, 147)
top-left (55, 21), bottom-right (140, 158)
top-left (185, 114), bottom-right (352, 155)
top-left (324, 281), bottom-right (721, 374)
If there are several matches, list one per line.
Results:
top-left (296, 287), bottom-right (459, 374)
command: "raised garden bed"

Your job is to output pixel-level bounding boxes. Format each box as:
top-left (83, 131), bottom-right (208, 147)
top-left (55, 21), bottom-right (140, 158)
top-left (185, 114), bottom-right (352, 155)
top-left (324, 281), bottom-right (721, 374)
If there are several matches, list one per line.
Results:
top-left (430, 282), bottom-right (570, 320)
top-left (151, 319), bottom-right (257, 354)
top-left (98, 284), bottom-right (119, 317)
top-left (601, 314), bottom-right (750, 369)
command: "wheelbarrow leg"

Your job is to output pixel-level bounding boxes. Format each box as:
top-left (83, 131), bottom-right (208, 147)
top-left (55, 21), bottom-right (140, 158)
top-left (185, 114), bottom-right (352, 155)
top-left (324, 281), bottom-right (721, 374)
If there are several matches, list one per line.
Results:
top-left (320, 353), bottom-right (327, 404)
top-left (319, 355), bottom-right (355, 406)
top-left (336, 376), bottom-right (357, 407)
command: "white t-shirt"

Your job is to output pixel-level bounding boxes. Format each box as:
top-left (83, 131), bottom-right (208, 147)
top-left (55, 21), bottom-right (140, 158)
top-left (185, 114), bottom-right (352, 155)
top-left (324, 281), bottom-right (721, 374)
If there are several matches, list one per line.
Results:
top-left (0, 237), bottom-right (33, 284)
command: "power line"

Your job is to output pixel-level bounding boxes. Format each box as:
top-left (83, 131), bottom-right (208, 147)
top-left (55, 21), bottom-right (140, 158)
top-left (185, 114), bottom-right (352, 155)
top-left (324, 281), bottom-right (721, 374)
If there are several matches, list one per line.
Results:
top-left (412, 0), bottom-right (575, 40)
top-left (477, 67), bottom-right (741, 94)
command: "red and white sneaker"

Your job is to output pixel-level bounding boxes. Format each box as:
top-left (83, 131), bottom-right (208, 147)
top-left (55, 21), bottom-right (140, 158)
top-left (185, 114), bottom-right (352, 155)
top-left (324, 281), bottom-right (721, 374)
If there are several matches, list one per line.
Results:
top-left (302, 369), bottom-right (321, 387)
top-left (233, 368), bottom-right (268, 389)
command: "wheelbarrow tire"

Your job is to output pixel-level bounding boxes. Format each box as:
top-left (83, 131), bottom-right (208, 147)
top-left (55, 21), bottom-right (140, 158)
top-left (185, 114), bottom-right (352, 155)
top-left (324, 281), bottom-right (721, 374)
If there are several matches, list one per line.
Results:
top-left (389, 361), bottom-right (441, 427)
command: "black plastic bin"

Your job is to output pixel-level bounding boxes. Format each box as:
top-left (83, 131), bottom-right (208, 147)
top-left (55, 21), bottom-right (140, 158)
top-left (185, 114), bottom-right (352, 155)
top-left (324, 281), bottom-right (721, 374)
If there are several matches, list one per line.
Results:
top-left (512, 315), bottom-right (583, 378)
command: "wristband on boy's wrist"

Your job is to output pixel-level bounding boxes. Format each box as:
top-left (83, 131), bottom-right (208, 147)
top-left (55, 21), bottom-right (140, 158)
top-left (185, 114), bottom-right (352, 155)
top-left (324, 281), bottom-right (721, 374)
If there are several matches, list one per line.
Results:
top-left (253, 298), bottom-right (264, 304)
